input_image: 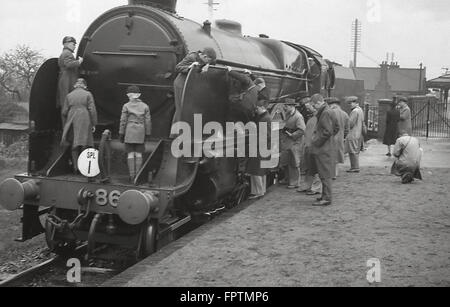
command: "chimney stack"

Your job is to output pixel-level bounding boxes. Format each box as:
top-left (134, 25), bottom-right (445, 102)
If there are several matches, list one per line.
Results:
top-left (128, 0), bottom-right (177, 13)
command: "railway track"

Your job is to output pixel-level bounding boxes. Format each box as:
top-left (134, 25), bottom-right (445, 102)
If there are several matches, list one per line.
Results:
top-left (0, 218), bottom-right (202, 287)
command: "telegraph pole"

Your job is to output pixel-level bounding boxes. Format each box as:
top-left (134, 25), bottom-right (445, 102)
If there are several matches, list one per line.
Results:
top-left (204, 0), bottom-right (220, 21)
top-left (351, 19), bottom-right (362, 68)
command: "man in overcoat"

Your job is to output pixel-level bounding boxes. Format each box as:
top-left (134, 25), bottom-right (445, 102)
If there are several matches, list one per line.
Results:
top-left (280, 101), bottom-right (306, 189)
top-left (57, 36), bottom-right (83, 126)
top-left (327, 97), bottom-right (349, 179)
top-left (345, 96), bottom-right (364, 173)
top-left (61, 78), bottom-right (97, 174)
top-left (309, 94), bottom-right (339, 206)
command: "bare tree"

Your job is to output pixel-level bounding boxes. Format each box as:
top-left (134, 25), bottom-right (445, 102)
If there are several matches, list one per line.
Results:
top-left (0, 45), bottom-right (45, 102)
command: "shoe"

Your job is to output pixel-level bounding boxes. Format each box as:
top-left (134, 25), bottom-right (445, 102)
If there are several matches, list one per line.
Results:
top-left (346, 169), bottom-right (360, 173)
top-left (386, 153), bottom-right (392, 157)
top-left (297, 189), bottom-right (311, 193)
top-left (287, 185), bottom-right (299, 189)
top-left (312, 200), bottom-right (331, 207)
top-left (332, 177), bottom-right (337, 181)
top-left (316, 197), bottom-right (323, 201)
top-left (306, 191), bottom-right (321, 196)
top-left (249, 194), bottom-right (264, 200)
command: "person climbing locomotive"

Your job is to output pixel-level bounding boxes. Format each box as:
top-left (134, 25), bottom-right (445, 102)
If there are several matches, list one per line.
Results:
top-left (57, 36), bottom-right (83, 127)
top-left (279, 100), bottom-right (306, 189)
top-left (255, 77), bottom-right (270, 108)
top-left (61, 78), bottom-right (97, 174)
top-left (119, 85), bottom-right (152, 182)
top-left (226, 67), bottom-right (259, 124)
top-left (172, 47), bottom-right (217, 125)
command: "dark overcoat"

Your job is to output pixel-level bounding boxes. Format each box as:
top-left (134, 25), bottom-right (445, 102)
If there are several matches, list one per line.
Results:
top-left (383, 108), bottom-right (400, 145)
top-left (330, 104), bottom-right (349, 164)
top-left (61, 88), bottom-right (97, 148)
top-left (309, 104), bottom-right (339, 179)
top-left (246, 111), bottom-right (272, 176)
top-left (57, 48), bottom-right (81, 108)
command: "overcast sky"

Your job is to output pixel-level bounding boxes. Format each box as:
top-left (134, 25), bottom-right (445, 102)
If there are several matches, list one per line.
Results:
top-left (0, 0), bottom-right (449, 78)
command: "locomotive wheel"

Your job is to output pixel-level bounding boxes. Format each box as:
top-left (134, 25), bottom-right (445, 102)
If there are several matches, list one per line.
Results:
top-left (44, 218), bottom-right (76, 256)
top-left (138, 220), bottom-right (157, 258)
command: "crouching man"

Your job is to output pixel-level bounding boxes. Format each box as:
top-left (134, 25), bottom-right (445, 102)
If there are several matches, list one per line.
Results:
top-left (391, 131), bottom-right (423, 184)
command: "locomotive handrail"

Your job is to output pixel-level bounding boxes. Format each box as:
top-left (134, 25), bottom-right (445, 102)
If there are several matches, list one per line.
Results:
top-left (214, 59), bottom-right (309, 80)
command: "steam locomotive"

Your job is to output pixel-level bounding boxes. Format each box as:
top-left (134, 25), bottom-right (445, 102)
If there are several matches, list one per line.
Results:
top-left (0, 0), bottom-right (335, 258)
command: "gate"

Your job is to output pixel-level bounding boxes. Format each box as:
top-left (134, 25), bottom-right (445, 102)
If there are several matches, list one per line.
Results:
top-left (409, 96), bottom-right (450, 138)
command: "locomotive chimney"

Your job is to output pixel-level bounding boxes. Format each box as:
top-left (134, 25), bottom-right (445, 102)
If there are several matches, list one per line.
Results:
top-left (128, 0), bottom-right (177, 13)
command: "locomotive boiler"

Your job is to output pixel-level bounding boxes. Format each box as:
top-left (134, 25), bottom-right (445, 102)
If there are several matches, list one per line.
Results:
top-left (0, 0), bottom-right (334, 258)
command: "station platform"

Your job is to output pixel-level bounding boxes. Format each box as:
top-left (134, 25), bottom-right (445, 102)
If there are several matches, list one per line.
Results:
top-left (104, 140), bottom-right (450, 287)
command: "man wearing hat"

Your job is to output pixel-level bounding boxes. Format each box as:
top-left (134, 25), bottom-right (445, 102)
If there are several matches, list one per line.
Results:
top-left (172, 47), bottom-right (217, 125)
top-left (308, 94), bottom-right (339, 206)
top-left (57, 36), bottom-right (83, 126)
top-left (345, 96), bottom-right (364, 173)
top-left (396, 96), bottom-right (412, 136)
top-left (119, 85), bottom-right (152, 182)
top-left (279, 99), bottom-right (306, 189)
top-left (61, 78), bottom-right (97, 174)
top-left (327, 97), bottom-right (349, 179)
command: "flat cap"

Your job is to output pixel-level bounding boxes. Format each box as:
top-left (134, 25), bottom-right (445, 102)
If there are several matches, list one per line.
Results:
top-left (63, 36), bottom-right (77, 45)
top-left (284, 98), bottom-right (297, 106)
top-left (345, 96), bottom-right (358, 103)
top-left (325, 97), bottom-right (341, 105)
top-left (397, 96), bottom-right (408, 103)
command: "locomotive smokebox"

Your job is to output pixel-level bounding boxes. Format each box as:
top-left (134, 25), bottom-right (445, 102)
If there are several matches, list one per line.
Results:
top-left (128, 0), bottom-right (177, 13)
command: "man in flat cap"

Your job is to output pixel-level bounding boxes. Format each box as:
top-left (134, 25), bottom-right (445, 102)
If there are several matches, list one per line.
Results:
top-left (345, 96), bottom-right (364, 173)
top-left (57, 36), bottom-right (83, 127)
top-left (396, 96), bottom-right (412, 136)
top-left (307, 94), bottom-right (339, 206)
top-left (327, 97), bottom-right (349, 179)
top-left (279, 99), bottom-right (306, 189)
top-left (172, 47), bottom-right (217, 126)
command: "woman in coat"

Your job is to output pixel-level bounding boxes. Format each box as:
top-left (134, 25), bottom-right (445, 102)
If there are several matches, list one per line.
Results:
top-left (61, 78), bottom-right (97, 174)
top-left (119, 86), bottom-right (152, 181)
top-left (57, 36), bottom-right (83, 126)
top-left (383, 101), bottom-right (400, 156)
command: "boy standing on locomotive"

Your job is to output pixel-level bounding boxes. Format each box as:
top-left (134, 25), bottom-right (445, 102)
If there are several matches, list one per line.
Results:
top-left (119, 86), bottom-right (152, 182)
top-left (172, 47), bottom-right (217, 125)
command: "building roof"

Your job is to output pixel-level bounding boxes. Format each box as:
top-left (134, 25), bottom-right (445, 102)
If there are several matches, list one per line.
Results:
top-left (334, 66), bottom-right (358, 80)
top-left (0, 123), bottom-right (29, 131)
top-left (427, 73), bottom-right (450, 88)
top-left (353, 67), bottom-right (425, 92)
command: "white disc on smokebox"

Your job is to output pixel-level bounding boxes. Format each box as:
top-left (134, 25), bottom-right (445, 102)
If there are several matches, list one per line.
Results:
top-left (77, 148), bottom-right (100, 178)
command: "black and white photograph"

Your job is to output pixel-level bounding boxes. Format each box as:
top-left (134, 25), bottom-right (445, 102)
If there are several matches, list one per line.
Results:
top-left (0, 0), bottom-right (449, 291)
